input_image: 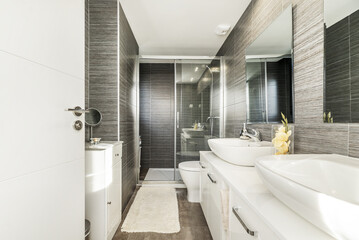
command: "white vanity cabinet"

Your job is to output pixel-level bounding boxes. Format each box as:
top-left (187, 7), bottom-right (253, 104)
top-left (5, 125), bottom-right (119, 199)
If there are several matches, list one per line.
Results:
top-left (200, 158), bottom-right (227, 240)
top-left (200, 151), bottom-right (335, 240)
top-left (201, 154), bottom-right (278, 240)
top-left (85, 141), bottom-right (123, 240)
top-left (229, 192), bottom-right (280, 240)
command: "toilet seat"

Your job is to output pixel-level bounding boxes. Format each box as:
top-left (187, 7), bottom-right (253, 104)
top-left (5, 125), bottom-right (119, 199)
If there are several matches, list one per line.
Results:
top-left (179, 161), bottom-right (200, 172)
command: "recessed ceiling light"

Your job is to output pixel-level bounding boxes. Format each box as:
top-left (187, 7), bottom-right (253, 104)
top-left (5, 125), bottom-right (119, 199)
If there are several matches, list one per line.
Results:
top-left (215, 24), bottom-right (231, 36)
top-left (195, 67), bottom-right (199, 72)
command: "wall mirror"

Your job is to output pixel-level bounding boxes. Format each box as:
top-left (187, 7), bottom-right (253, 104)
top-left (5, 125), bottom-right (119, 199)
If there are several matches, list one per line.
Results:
top-left (324, 0), bottom-right (359, 123)
top-left (85, 108), bottom-right (102, 140)
top-left (245, 5), bottom-right (293, 123)
top-left (85, 108), bottom-right (102, 126)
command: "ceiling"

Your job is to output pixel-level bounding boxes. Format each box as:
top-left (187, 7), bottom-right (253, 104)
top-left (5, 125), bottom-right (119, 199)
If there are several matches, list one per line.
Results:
top-left (324, 0), bottom-right (359, 27)
top-left (119, 0), bottom-right (252, 56)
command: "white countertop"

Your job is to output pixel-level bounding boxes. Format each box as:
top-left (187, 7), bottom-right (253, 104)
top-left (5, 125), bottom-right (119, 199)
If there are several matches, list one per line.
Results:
top-left (85, 141), bottom-right (123, 150)
top-left (200, 151), bottom-right (335, 240)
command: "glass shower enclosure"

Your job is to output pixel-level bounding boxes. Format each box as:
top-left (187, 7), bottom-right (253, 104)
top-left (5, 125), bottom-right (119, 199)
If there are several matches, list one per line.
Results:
top-left (139, 57), bottom-right (222, 182)
top-left (174, 59), bottom-right (222, 181)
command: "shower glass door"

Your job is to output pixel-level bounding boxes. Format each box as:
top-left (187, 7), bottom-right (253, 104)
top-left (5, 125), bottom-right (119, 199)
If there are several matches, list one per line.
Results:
top-left (139, 57), bottom-right (222, 182)
top-left (174, 58), bottom-right (222, 181)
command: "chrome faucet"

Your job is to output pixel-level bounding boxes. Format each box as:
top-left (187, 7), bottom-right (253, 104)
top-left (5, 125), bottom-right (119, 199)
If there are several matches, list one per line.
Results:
top-left (240, 123), bottom-right (262, 142)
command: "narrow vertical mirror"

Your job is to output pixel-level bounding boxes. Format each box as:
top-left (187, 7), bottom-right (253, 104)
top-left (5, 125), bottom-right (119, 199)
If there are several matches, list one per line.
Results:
top-left (245, 5), bottom-right (293, 123)
top-left (324, 0), bottom-right (359, 123)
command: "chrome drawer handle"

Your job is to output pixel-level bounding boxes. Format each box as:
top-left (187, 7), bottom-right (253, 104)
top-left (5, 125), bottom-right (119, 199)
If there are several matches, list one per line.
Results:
top-left (207, 173), bottom-right (216, 183)
top-left (232, 207), bottom-right (257, 236)
top-left (199, 162), bottom-right (206, 169)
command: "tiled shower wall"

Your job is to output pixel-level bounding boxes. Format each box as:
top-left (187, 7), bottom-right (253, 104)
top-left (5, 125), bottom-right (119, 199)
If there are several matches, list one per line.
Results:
top-left (86, 0), bottom-right (139, 211)
top-left (119, 4), bottom-right (139, 211)
top-left (218, 0), bottom-right (359, 157)
top-left (325, 10), bottom-right (359, 123)
top-left (139, 63), bottom-right (175, 169)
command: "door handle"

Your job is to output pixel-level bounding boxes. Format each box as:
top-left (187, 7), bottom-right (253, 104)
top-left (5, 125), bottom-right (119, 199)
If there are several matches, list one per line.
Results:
top-left (199, 162), bottom-right (206, 169)
top-left (232, 207), bottom-right (257, 236)
top-left (66, 106), bottom-right (89, 116)
top-left (207, 173), bottom-right (216, 183)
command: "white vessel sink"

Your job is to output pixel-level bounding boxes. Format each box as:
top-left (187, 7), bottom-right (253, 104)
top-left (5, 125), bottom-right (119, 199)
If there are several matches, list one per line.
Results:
top-left (208, 138), bottom-right (274, 166)
top-left (255, 154), bottom-right (359, 240)
top-left (182, 128), bottom-right (204, 138)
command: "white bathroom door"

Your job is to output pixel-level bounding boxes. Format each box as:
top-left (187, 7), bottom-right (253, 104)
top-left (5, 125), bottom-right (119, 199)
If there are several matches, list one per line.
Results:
top-left (0, 0), bottom-right (85, 240)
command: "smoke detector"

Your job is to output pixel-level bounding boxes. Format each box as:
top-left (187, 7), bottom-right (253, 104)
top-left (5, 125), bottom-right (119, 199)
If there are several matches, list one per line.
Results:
top-left (215, 24), bottom-right (231, 36)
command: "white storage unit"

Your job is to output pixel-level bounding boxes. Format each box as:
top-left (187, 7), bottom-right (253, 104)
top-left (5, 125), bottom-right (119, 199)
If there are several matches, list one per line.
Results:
top-left (200, 157), bottom-right (228, 240)
top-left (229, 191), bottom-right (279, 240)
top-left (85, 141), bottom-right (123, 240)
top-left (200, 151), bottom-right (335, 240)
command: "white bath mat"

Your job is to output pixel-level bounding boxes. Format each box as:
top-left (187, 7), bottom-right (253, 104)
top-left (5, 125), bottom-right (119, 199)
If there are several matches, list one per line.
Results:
top-left (121, 187), bottom-right (180, 233)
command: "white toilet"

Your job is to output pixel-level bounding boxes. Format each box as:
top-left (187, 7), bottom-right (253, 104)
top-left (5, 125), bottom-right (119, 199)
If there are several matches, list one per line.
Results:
top-left (179, 161), bottom-right (201, 203)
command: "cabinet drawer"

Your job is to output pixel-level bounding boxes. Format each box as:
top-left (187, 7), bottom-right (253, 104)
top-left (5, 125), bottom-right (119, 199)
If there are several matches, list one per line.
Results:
top-left (230, 191), bottom-right (279, 240)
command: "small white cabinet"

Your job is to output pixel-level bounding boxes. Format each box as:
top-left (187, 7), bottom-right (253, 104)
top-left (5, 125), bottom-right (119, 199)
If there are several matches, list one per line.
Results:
top-left (85, 141), bottom-right (122, 240)
top-left (200, 158), bottom-right (227, 240)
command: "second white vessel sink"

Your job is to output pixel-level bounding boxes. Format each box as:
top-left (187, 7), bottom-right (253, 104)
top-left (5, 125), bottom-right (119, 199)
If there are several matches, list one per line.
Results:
top-left (255, 154), bottom-right (359, 240)
top-left (182, 128), bottom-right (204, 138)
top-left (207, 138), bottom-right (274, 166)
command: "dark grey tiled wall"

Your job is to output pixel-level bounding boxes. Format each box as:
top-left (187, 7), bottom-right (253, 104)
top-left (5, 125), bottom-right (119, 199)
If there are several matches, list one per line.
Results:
top-left (175, 83), bottom-right (211, 164)
top-left (86, 1), bottom-right (139, 211)
top-left (85, 0), bottom-right (90, 140)
top-left (217, 0), bottom-right (359, 157)
top-left (88, 0), bottom-right (119, 141)
top-left (325, 10), bottom-right (359, 122)
top-left (209, 60), bottom-right (222, 137)
top-left (246, 62), bottom-right (267, 122)
top-left (139, 63), bottom-right (175, 169)
top-left (85, 0), bottom-right (89, 110)
top-left (119, 4), bottom-right (139, 211)
top-left (177, 84), bottom-right (207, 128)
top-left (267, 58), bottom-right (293, 122)
top-left (246, 59), bottom-right (293, 123)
